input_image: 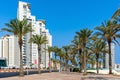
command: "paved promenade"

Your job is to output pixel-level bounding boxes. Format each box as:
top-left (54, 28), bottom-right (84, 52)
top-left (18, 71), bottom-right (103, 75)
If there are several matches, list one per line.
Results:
top-left (0, 72), bottom-right (120, 80)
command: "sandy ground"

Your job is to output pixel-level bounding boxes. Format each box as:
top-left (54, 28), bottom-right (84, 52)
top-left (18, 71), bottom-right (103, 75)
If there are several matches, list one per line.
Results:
top-left (0, 72), bottom-right (120, 80)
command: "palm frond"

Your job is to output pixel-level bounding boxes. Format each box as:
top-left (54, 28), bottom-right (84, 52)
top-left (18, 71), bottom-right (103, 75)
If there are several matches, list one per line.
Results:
top-left (111, 8), bottom-right (120, 19)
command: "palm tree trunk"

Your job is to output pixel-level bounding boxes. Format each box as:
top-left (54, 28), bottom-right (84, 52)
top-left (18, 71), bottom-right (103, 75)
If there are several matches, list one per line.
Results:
top-left (38, 46), bottom-right (41, 74)
top-left (108, 42), bottom-right (112, 74)
top-left (60, 57), bottom-right (62, 72)
top-left (49, 52), bottom-right (51, 72)
top-left (66, 60), bottom-right (68, 71)
top-left (96, 54), bottom-right (99, 74)
top-left (79, 62), bottom-right (82, 72)
top-left (65, 51), bottom-right (68, 71)
top-left (83, 47), bottom-right (87, 75)
top-left (79, 49), bottom-right (83, 73)
top-left (55, 54), bottom-right (57, 70)
top-left (63, 58), bottom-right (65, 71)
top-left (92, 63), bottom-right (94, 68)
top-left (30, 32), bottom-right (32, 68)
top-left (19, 40), bottom-right (24, 76)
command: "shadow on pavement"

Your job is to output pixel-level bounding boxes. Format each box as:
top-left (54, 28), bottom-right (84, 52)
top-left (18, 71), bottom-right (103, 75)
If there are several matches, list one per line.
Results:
top-left (81, 77), bottom-right (120, 80)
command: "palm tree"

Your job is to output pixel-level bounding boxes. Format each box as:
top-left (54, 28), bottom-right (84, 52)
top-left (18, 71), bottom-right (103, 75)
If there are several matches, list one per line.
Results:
top-left (46, 46), bottom-right (53, 72)
top-left (57, 48), bottom-right (64, 72)
top-left (90, 38), bottom-right (107, 74)
top-left (59, 51), bottom-right (66, 71)
top-left (1, 19), bottom-right (32, 76)
top-left (78, 28), bottom-right (93, 75)
top-left (69, 46), bottom-right (77, 67)
top-left (29, 34), bottom-right (47, 74)
top-left (95, 20), bottom-right (120, 74)
top-left (52, 46), bottom-right (59, 69)
top-left (87, 55), bottom-right (96, 69)
top-left (74, 32), bottom-right (83, 72)
top-left (62, 46), bottom-right (70, 71)
top-left (111, 8), bottom-right (120, 19)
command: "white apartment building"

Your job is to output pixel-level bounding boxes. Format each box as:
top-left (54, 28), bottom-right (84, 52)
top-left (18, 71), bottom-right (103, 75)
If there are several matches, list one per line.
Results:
top-left (17, 1), bottom-right (52, 68)
top-left (0, 39), bottom-right (3, 57)
top-left (0, 35), bottom-right (19, 67)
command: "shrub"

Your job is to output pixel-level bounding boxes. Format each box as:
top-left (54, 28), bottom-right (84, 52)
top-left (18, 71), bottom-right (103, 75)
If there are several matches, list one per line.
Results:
top-left (73, 68), bottom-right (80, 72)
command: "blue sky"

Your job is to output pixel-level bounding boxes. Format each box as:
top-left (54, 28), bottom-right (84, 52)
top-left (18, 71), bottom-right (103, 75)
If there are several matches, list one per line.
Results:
top-left (0, 0), bottom-right (120, 63)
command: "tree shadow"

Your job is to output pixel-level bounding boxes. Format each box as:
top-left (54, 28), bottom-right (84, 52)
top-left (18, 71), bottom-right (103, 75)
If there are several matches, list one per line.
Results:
top-left (81, 77), bottom-right (109, 80)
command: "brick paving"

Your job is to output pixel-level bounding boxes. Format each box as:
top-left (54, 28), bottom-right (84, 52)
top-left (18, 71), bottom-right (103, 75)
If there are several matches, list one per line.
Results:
top-left (0, 72), bottom-right (120, 80)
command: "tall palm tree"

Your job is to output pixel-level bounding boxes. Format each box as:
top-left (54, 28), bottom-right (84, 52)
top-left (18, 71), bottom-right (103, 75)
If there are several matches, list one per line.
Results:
top-left (74, 32), bottom-right (83, 72)
top-left (111, 8), bottom-right (120, 19)
top-left (62, 46), bottom-right (70, 71)
top-left (1, 19), bottom-right (32, 76)
top-left (95, 20), bottom-right (120, 74)
top-left (57, 48), bottom-right (64, 72)
top-left (69, 46), bottom-right (77, 67)
top-left (29, 34), bottom-right (47, 74)
top-left (46, 46), bottom-right (53, 72)
top-left (87, 55), bottom-right (96, 69)
top-left (52, 46), bottom-right (59, 69)
top-left (78, 28), bottom-right (93, 75)
top-left (90, 38), bottom-right (107, 74)
top-left (59, 51), bottom-right (66, 71)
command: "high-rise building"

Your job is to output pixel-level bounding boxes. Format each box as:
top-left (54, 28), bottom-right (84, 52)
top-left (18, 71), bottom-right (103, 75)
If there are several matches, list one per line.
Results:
top-left (17, 1), bottom-right (52, 68)
top-left (0, 1), bottom-right (52, 68)
top-left (0, 35), bottom-right (19, 67)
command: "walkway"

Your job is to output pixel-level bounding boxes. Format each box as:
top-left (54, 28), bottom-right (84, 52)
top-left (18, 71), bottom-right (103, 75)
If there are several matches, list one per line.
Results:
top-left (0, 72), bottom-right (120, 80)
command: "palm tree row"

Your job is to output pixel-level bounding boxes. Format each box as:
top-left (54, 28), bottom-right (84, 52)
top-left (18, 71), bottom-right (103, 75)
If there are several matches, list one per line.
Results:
top-left (51, 14), bottom-right (120, 75)
top-left (1, 8), bottom-right (120, 76)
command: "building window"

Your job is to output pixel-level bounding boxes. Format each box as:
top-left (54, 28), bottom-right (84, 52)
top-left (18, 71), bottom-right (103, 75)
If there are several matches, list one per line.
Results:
top-left (27, 4), bottom-right (30, 9)
top-left (23, 5), bottom-right (26, 9)
top-left (23, 5), bottom-right (27, 12)
top-left (23, 15), bottom-right (26, 19)
top-left (117, 65), bottom-right (119, 68)
top-left (39, 23), bottom-right (42, 26)
top-left (40, 28), bottom-right (42, 34)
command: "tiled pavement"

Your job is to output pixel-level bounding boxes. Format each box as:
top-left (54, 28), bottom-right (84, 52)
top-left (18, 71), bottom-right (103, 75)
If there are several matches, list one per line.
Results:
top-left (0, 72), bottom-right (120, 80)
